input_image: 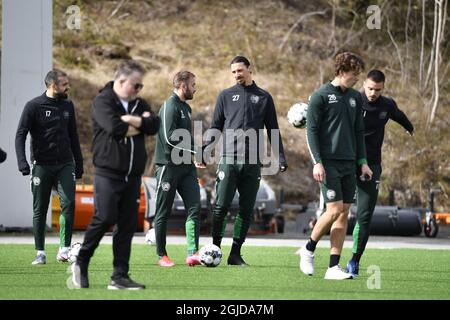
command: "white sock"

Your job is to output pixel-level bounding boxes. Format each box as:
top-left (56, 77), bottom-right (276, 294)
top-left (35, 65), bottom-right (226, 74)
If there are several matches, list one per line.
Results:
top-left (60, 246), bottom-right (69, 252)
top-left (37, 250), bottom-right (45, 256)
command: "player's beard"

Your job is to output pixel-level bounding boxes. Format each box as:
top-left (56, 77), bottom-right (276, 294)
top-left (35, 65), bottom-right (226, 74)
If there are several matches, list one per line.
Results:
top-left (236, 77), bottom-right (245, 85)
top-left (184, 88), bottom-right (194, 100)
top-left (54, 90), bottom-right (68, 100)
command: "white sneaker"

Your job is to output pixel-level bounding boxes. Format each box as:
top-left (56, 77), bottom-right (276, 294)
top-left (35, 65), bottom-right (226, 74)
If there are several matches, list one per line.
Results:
top-left (31, 253), bottom-right (46, 265)
top-left (324, 265), bottom-right (353, 280)
top-left (299, 246), bottom-right (314, 276)
top-left (56, 247), bottom-right (69, 262)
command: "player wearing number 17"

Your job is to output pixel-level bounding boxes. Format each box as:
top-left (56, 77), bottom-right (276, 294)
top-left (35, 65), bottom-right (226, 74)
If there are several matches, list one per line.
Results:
top-left (15, 69), bottom-right (84, 265)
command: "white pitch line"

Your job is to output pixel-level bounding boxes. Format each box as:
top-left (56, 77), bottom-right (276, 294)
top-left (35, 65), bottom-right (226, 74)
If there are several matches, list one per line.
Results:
top-left (1, 235), bottom-right (449, 250)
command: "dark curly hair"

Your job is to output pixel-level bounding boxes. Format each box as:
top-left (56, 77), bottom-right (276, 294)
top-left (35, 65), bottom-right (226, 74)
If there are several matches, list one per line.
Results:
top-left (334, 52), bottom-right (365, 76)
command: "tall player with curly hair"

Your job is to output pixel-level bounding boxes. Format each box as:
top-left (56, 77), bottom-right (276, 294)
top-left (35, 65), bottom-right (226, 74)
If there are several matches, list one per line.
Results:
top-left (299, 52), bottom-right (373, 280)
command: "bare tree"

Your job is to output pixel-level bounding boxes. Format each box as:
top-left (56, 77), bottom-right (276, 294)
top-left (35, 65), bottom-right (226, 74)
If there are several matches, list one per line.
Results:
top-left (327, 0), bottom-right (337, 53)
top-left (429, 0), bottom-right (447, 124)
top-left (277, 10), bottom-right (327, 55)
top-left (441, 0), bottom-right (448, 42)
top-left (404, 0), bottom-right (412, 81)
top-left (424, 0), bottom-right (439, 90)
top-left (387, 16), bottom-right (406, 86)
top-left (419, 0), bottom-right (426, 88)
top-left (98, 0), bottom-right (129, 30)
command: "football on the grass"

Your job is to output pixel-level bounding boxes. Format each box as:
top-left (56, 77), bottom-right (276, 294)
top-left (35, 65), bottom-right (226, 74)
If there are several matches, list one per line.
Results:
top-left (199, 244), bottom-right (222, 267)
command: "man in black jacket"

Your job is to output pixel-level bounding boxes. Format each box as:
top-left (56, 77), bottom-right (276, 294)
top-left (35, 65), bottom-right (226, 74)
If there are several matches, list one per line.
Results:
top-left (15, 69), bottom-right (83, 265)
top-left (205, 56), bottom-right (288, 266)
top-left (346, 70), bottom-right (414, 277)
top-left (72, 60), bottom-right (159, 290)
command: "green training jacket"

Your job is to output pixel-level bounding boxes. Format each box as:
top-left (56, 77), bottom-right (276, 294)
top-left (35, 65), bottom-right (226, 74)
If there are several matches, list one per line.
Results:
top-left (155, 93), bottom-right (197, 165)
top-left (306, 82), bottom-right (367, 165)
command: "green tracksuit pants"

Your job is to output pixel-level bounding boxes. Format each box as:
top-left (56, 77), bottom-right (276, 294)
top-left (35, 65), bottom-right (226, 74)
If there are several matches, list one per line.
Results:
top-left (212, 161), bottom-right (261, 245)
top-left (31, 162), bottom-right (76, 250)
top-left (154, 164), bottom-right (200, 256)
top-left (352, 164), bottom-right (382, 256)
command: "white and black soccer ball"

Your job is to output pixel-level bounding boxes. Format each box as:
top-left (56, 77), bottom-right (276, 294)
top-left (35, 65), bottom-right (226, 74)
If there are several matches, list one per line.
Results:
top-left (287, 102), bottom-right (308, 128)
top-left (145, 228), bottom-right (156, 246)
top-left (199, 244), bottom-right (222, 267)
top-left (68, 242), bottom-right (82, 264)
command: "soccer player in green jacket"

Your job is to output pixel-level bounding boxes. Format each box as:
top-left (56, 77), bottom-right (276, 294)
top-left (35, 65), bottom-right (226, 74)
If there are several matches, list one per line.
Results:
top-left (153, 70), bottom-right (203, 267)
top-left (299, 52), bottom-right (373, 280)
top-left (346, 70), bottom-right (414, 277)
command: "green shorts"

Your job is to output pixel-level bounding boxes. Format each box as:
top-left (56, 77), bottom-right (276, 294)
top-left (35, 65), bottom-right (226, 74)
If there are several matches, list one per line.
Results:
top-left (320, 160), bottom-right (356, 204)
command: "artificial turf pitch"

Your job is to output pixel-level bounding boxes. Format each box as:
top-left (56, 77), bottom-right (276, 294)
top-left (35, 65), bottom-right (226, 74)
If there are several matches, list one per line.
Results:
top-left (0, 244), bottom-right (449, 300)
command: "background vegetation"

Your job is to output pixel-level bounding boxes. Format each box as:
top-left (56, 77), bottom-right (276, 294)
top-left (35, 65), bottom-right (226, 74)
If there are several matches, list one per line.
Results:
top-left (49, 0), bottom-right (449, 210)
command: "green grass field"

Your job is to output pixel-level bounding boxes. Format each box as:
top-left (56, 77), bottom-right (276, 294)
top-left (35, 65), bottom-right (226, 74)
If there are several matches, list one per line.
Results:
top-left (0, 244), bottom-right (449, 300)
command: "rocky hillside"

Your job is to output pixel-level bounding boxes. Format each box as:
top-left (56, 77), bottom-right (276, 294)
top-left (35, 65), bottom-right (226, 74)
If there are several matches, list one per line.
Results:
top-left (50, 0), bottom-right (449, 209)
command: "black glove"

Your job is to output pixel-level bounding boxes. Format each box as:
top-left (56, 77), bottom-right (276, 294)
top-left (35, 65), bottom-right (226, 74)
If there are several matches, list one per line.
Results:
top-left (20, 166), bottom-right (30, 176)
top-left (280, 164), bottom-right (288, 172)
top-left (198, 144), bottom-right (209, 166)
top-left (0, 148), bottom-right (6, 163)
top-left (75, 165), bottom-right (83, 179)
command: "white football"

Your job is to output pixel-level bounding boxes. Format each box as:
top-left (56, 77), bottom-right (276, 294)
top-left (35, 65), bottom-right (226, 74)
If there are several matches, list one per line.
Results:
top-left (68, 242), bottom-right (82, 264)
top-left (287, 102), bottom-right (308, 128)
top-left (145, 228), bottom-right (156, 246)
top-left (199, 244), bottom-right (222, 267)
